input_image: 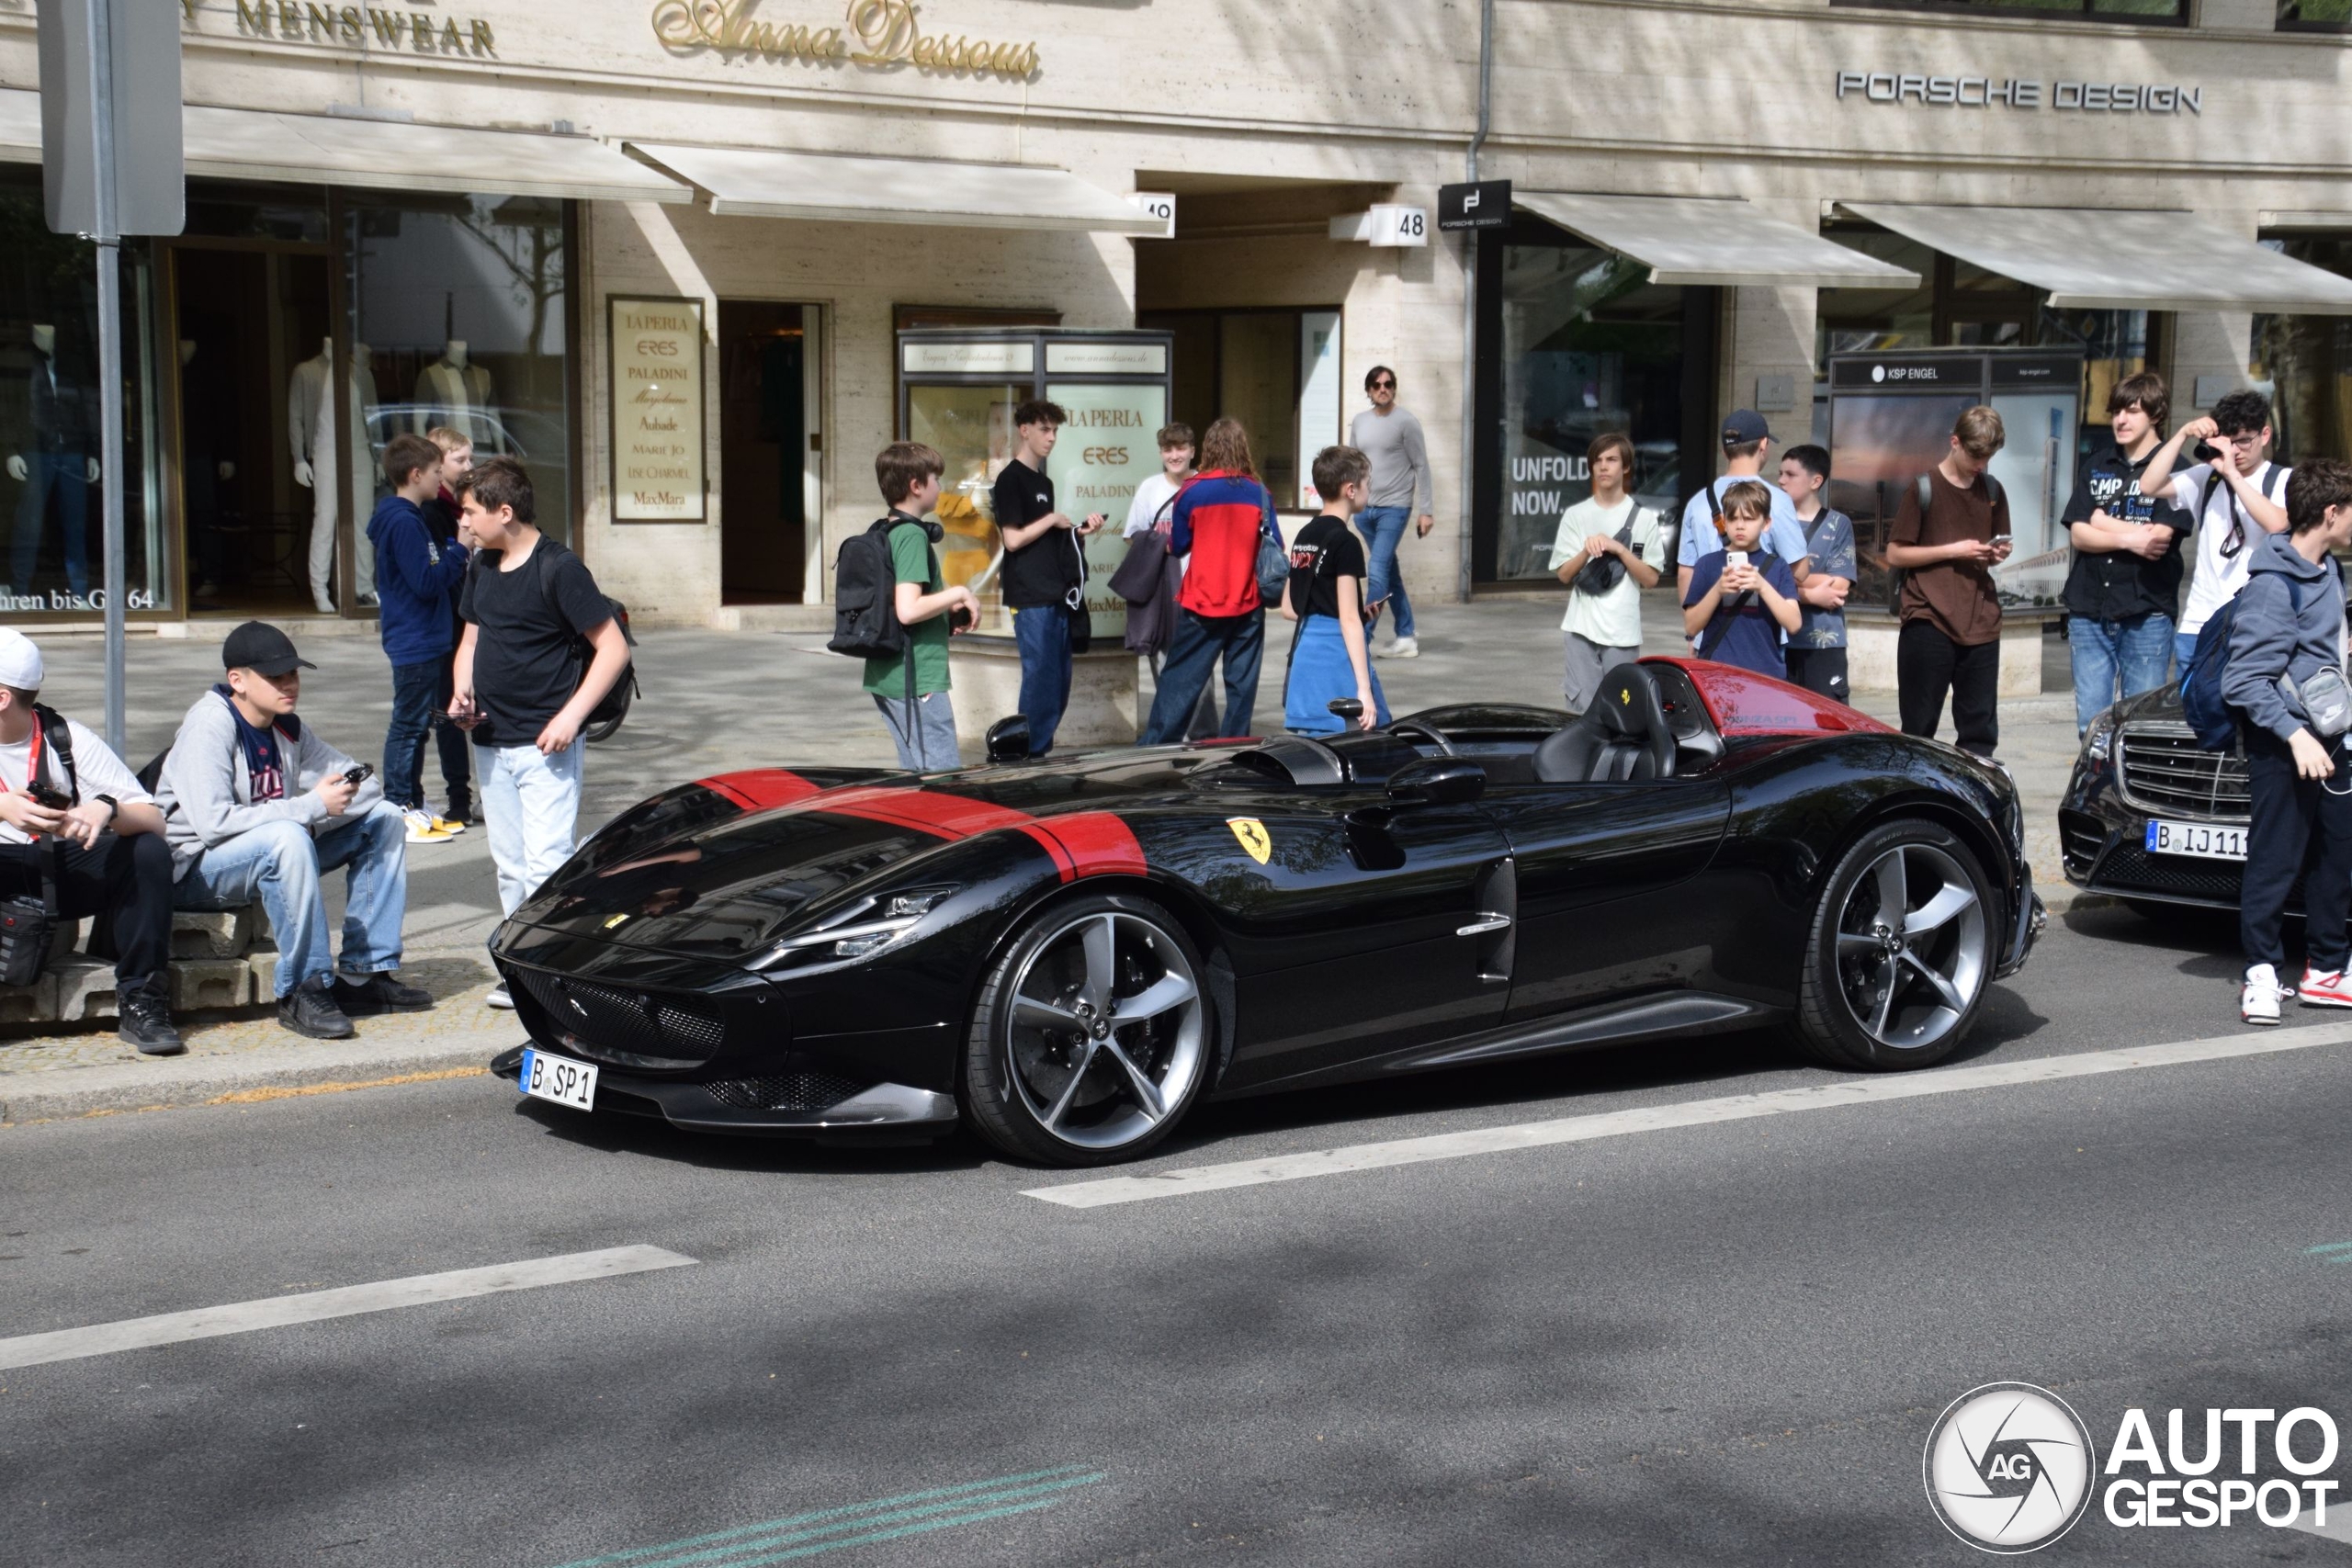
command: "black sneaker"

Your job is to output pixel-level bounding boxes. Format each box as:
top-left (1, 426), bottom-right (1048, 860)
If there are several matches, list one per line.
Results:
top-left (278, 979), bottom-right (356, 1040)
top-left (118, 984), bottom-right (185, 1056)
top-left (333, 972), bottom-right (435, 1017)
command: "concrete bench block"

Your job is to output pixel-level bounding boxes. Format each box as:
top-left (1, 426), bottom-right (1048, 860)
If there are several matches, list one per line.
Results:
top-left (169, 960), bottom-right (251, 1012)
top-left (172, 906), bottom-right (259, 960)
top-left (53, 958), bottom-right (118, 1021)
top-left (0, 970), bottom-right (62, 1024)
top-left (247, 948), bottom-right (278, 1001)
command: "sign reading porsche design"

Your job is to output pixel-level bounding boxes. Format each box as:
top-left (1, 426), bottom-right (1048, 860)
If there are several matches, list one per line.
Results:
top-left (653, 0), bottom-right (1040, 77)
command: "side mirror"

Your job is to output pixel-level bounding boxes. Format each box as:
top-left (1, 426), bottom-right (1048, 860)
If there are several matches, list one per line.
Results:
top-left (1387, 756), bottom-right (1486, 807)
top-left (984, 716), bottom-right (1031, 765)
top-left (1327, 697), bottom-right (1363, 721)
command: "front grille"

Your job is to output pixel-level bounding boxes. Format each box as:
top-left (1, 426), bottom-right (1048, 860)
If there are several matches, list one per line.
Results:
top-left (2093, 845), bottom-right (2246, 902)
top-left (2059, 814), bottom-right (2107, 876)
top-left (706, 1073), bottom-right (869, 1112)
top-left (516, 970), bottom-right (726, 1067)
top-left (2117, 728), bottom-right (2250, 819)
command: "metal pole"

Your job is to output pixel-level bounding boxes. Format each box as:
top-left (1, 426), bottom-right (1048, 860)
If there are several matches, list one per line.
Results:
top-left (86, 0), bottom-right (126, 754)
top-left (1456, 0), bottom-right (1494, 602)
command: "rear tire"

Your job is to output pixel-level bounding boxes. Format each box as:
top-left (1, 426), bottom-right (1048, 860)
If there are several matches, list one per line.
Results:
top-left (1788, 818), bottom-right (1996, 1071)
top-left (962, 892), bottom-right (1213, 1166)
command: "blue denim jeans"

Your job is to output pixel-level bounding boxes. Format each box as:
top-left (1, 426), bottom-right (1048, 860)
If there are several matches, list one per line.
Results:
top-left (2068, 612), bottom-right (2175, 735)
top-left (383, 660), bottom-right (441, 812)
top-left (175, 801), bottom-right (409, 996)
top-left (1142, 609), bottom-right (1264, 744)
top-left (2176, 631), bottom-right (2199, 671)
top-left (1354, 506), bottom-right (1415, 639)
top-left (1012, 605), bottom-right (1074, 755)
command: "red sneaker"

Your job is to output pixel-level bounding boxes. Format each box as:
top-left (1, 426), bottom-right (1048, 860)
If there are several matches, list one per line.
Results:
top-left (2299, 967), bottom-right (2352, 1009)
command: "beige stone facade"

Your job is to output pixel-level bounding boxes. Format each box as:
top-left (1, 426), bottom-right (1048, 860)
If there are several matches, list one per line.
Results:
top-left (0, 0), bottom-right (2347, 625)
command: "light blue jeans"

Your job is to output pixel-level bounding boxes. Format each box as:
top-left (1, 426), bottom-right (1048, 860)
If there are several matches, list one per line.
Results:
top-left (2069, 611), bottom-right (2175, 735)
top-left (175, 801), bottom-right (408, 996)
top-left (2177, 631), bottom-right (2199, 671)
top-left (1354, 506), bottom-right (1415, 639)
top-left (478, 738), bottom-right (584, 918)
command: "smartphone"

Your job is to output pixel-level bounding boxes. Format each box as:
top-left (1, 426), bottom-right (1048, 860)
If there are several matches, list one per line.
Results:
top-left (1990, 534), bottom-right (2012, 547)
top-left (341, 762), bottom-right (374, 786)
top-left (1724, 549), bottom-right (1750, 570)
top-left (949, 604), bottom-right (976, 632)
top-left (28, 784), bottom-right (72, 810)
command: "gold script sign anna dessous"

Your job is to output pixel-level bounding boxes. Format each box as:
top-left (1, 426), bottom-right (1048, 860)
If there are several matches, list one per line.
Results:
top-left (652, 0), bottom-right (1039, 77)
top-left (610, 298), bottom-right (707, 524)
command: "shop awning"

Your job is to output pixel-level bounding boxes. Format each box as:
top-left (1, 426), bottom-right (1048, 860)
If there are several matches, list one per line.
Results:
top-left (1838, 201), bottom-right (2352, 315)
top-left (0, 89), bottom-right (690, 205)
top-left (1513, 192), bottom-right (1921, 289)
top-left (626, 142), bottom-right (1165, 235)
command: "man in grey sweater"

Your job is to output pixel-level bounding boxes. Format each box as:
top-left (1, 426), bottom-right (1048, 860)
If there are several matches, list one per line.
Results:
top-left (1346, 366), bottom-right (1435, 658)
top-left (153, 621), bottom-right (431, 1039)
top-left (2222, 458), bottom-right (2352, 1025)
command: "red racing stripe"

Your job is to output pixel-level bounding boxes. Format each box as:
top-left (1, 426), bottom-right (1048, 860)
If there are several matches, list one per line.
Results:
top-left (698, 769), bottom-right (823, 811)
top-left (1034, 811), bottom-right (1148, 883)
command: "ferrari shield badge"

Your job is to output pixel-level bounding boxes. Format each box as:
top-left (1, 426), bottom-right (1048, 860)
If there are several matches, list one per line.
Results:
top-left (1227, 817), bottom-right (1272, 865)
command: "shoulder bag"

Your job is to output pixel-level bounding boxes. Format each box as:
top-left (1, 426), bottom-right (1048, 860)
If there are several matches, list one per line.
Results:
top-left (1572, 504), bottom-right (1644, 596)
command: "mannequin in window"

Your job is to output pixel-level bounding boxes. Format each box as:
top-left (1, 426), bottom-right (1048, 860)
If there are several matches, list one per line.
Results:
top-left (413, 340), bottom-right (499, 453)
top-left (6, 323), bottom-right (98, 602)
top-left (179, 337), bottom-right (238, 601)
top-left (291, 339), bottom-right (378, 612)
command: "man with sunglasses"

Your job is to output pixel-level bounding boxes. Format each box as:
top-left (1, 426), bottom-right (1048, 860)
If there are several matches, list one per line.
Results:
top-left (2140, 389), bottom-right (2292, 669)
top-left (1347, 367), bottom-right (1434, 659)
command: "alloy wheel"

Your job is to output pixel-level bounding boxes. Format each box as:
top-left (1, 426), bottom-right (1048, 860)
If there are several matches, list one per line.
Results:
top-left (1004, 910), bottom-right (1206, 1151)
top-left (1832, 842), bottom-right (1987, 1052)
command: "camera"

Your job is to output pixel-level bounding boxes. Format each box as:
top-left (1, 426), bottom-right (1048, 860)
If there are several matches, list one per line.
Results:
top-left (950, 604), bottom-right (977, 632)
top-left (2192, 440), bottom-right (2222, 463)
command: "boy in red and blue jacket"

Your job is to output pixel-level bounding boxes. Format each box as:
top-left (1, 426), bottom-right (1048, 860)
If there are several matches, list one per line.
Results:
top-left (1141, 419), bottom-right (1274, 743)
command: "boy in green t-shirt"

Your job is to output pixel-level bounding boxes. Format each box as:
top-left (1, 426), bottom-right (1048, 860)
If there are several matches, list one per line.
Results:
top-left (865, 442), bottom-right (978, 771)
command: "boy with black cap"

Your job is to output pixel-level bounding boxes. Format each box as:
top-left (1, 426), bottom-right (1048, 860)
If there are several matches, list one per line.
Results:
top-left (0, 627), bottom-right (181, 1054)
top-left (155, 621), bottom-right (430, 1040)
top-left (1676, 409), bottom-right (1811, 603)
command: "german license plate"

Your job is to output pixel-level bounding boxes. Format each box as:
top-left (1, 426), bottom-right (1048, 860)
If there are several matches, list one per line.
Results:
top-left (2146, 820), bottom-right (2246, 862)
top-left (520, 1046), bottom-right (596, 1111)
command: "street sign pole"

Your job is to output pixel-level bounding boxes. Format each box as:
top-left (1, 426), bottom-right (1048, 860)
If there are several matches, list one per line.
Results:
top-left (85, 0), bottom-right (124, 755)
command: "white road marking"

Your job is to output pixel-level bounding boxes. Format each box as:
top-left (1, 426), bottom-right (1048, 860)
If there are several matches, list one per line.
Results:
top-left (0, 1245), bottom-right (695, 1370)
top-left (1026, 1022), bottom-right (2352, 1209)
top-left (2293, 1508), bottom-right (2352, 1546)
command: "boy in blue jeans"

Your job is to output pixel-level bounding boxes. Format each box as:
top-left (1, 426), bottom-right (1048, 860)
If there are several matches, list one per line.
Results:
top-left (368, 434), bottom-right (469, 843)
top-left (1681, 479), bottom-right (1801, 677)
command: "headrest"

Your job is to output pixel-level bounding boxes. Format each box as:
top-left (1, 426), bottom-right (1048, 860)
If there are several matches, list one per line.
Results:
top-left (1591, 664), bottom-right (1668, 740)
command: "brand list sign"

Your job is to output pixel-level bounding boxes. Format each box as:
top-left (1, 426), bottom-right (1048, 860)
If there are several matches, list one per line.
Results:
top-left (610, 296), bottom-right (707, 524)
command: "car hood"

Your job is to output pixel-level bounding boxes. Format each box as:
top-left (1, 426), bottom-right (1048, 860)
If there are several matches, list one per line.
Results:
top-left (513, 750), bottom-right (1216, 958)
top-left (2109, 683), bottom-right (2187, 728)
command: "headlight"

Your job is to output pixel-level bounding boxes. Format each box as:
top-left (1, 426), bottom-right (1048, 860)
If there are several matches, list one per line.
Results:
top-left (2082, 710), bottom-right (2117, 765)
top-left (759, 888), bottom-right (955, 968)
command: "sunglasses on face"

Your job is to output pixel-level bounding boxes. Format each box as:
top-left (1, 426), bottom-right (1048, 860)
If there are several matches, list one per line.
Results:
top-left (1371, 379), bottom-right (1395, 390)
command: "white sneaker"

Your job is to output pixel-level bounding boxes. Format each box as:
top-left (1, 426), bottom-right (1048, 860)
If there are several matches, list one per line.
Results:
top-left (2242, 964), bottom-right (2282, 1026)
top-left (402, 808), bottom-right (456, 844)
top-left (312, 592), bottom-right (335, 615)
top-left (486, 985), bottom-right (514, 1010)
top-left (1379, 635), bottom-right (1419, 660)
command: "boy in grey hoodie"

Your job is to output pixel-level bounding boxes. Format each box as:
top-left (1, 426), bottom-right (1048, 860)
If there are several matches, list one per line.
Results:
top-left (2222, 458), bottom-right (2352, 1024)
top-left (153, 622), bottom-right (432, 1040)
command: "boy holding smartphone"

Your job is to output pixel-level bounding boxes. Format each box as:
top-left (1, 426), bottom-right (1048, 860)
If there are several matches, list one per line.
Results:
top-left (867, 442), bottom-right (978, 770)
top-left (1682, 480), bottom-right (1802, 676)
top-left (156, 622), bottom-right (429, 1039)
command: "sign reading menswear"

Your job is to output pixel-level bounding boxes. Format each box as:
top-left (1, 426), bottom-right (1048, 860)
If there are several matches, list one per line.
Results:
top-left (652, 0), bottom-right (1040, 76)
top-left (182, 0), bottom-right (502, 56)
top-left (610, 298), bottom-right (707, 524)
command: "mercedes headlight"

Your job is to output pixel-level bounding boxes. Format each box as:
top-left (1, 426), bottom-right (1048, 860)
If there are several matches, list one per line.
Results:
top-left (2082, 709), bottom-right (2118, 766)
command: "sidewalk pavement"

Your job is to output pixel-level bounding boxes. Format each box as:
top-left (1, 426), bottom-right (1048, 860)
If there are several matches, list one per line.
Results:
top-left (0, 596), bottom-right (2092, 1122)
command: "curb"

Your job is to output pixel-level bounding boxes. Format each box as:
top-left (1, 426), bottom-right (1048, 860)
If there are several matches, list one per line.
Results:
top-left (0, 1027), bottom-right (517, 1124)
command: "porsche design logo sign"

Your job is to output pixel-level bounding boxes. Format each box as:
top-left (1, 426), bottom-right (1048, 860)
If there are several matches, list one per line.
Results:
top-left (1227, 818), bottom-right (1271, 865)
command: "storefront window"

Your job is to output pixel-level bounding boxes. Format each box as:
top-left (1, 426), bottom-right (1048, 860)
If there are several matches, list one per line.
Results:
top-left (1140, 308), bottom-right (1345, 510)
top-left (345, 193), bottom-right (572, 561)
top-left (2254, 237), bottom-right (2352, 466)
top-left (907, 378), bottom-right (1030, 628)
top-left (1491, 241), bottom-right (1689, 584)
top-left (2278, 2), bottom-right (2352, 30)
top-left (0, 175), bottom-right (163, 615)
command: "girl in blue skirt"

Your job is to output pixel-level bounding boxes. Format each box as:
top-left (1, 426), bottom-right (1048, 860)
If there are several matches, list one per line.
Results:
top-left (1282, 446), bottom-right (1389, 735)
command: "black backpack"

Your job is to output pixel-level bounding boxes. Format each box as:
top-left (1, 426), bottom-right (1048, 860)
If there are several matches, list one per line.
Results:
top-left (829, 515), bottom-right (925, 660)
top-left (517, 539), bottom-right (637, 730)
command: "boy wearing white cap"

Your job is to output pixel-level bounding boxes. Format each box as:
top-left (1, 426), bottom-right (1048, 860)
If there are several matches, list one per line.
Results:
top-left (0, 628), bottom-right (181, 1054)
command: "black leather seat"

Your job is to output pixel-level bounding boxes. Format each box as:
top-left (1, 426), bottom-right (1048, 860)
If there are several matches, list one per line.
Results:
top-left (1532, 663), bottom-right (1678, 784)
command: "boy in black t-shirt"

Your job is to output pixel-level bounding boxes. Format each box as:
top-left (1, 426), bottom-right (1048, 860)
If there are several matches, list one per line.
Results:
top-left (1281, 445), bottom-right (1385, 735)
top-left (991, 400), bottom-right (1103, 755)
top-left (448, 457), bottom-right (629, 1009)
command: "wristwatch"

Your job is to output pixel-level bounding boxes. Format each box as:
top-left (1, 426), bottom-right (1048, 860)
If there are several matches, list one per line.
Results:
top-left (94, 794), bottom-right (119, 820)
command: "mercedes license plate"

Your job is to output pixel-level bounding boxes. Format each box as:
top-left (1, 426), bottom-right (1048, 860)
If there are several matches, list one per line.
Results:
top-left (2146, 820), bottom-right (2246, 862)
top-left (519, 1046), bottom-right (596, 1111)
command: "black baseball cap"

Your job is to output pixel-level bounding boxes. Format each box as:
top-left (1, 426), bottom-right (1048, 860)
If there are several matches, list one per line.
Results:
top-left (1721, 409), bottom-right (1772, 449)
top-left (221, 621), bottom-right (316, 678)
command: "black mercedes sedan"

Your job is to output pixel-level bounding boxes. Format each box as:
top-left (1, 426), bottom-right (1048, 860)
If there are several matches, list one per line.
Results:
top-left (2059, 684), bottom-right (2257, 913)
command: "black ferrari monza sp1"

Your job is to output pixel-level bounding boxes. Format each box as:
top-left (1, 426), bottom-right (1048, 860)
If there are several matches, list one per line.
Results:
top-left (490, 659), bottom-right (2041, 1166)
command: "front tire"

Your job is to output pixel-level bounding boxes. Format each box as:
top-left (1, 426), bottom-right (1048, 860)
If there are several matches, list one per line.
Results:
top-left (963, 893), bottom-right (1213, 1166)
top-left (1790, 818), bottom-right (1996, 1071)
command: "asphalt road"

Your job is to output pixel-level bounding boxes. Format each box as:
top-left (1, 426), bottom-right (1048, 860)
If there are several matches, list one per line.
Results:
top-left (6, 903), bottom-right (2352, 1567)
